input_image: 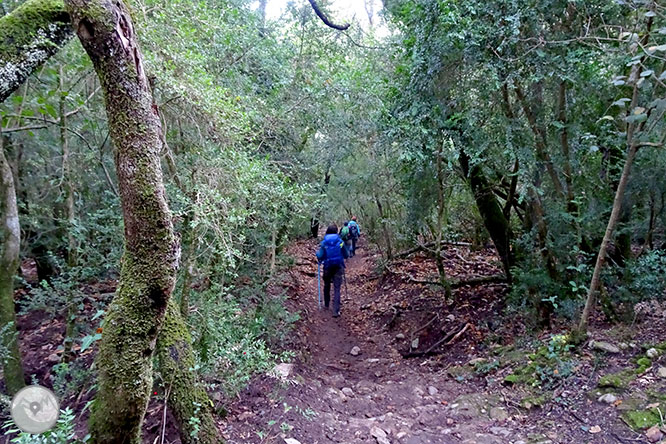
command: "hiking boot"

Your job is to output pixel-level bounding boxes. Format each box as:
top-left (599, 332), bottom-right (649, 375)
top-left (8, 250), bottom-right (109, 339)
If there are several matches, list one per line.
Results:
top-left (332, 312), bottom-right (340, 318)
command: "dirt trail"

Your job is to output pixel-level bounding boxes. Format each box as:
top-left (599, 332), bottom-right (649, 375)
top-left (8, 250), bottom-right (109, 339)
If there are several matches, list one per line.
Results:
top-left (220, 240), bottom-right (531, 444)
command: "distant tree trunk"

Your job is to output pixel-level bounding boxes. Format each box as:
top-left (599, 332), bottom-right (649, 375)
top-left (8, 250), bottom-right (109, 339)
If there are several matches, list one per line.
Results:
top-left (364, 0), bottom-right (374, 26)
top-left (459, 149), bottom-right (513, 282)
top-left (59, 67), bottom-right (78, 363)
top-left (514, 81), bottom-right (566, 201)
top-left (258, 0), bottom-right (267, 36)
top-left (65, 1), bottom-right (180, 442)
top-left (579, 142), bottom-right (639, 332)
top-left (579, 13), bottom-right (654, 333)
top-left (0, 134), bottom-right (26, 395)
top-left (157, 301), bottom-right (218, 444)
top-left (557, 81), bottom-right (578, 216)
top-left (59, 68), bottom-right (77, 268)
top-left (434, 141), bottom-right (451, 298)
top-left (269, 226), bottom-right (277, 276)
top-left (375, 195), bottom-right (393, 259)
top-left (0, 0), bottom-right (73, 103)
top-left (526, 187), bottom-right (558, 327)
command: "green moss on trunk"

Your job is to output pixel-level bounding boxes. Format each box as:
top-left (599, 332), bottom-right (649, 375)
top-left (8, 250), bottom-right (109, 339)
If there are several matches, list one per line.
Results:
top-left (157, 301), bottom-right (219, 444)
top-left (459, 149), bottom-right (513, 282)
top-left (0, 0), bottom-right (72, 103)
top-left (65, 0), bottom-right (179, 442)
top-left (0, 137), bottom-right (25, 395)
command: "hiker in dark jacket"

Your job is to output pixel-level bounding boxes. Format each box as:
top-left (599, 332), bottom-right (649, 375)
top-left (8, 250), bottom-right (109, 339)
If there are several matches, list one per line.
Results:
top-left (316, 224), bottom-right (349, 317)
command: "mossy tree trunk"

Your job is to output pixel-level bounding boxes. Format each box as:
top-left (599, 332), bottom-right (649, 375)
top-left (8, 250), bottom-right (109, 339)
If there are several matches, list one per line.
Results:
top-left (157, 301), bottom-right (218, 444)
top-left (459, 149), bottom-right (513, 282)
top-left (434, 140), bottom-right (452, 298)
top-left (0, 134), bottom-right (25, 395)
top-left (0, 0), bottom-right (72, 103)
top-left (59, 67), bottom-right (78, 363)
top-left (64, 0), bottom-right (179, 442)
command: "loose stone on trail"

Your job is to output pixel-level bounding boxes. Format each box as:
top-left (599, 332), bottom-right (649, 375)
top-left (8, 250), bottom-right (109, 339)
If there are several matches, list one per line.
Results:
top-left (598, 393), bottom-right (618, 404)
top-left (270, 363), bottom-right (294, 380)
top-left (589, 340), bottom-right (621, 354)
top-left (370, 426), bottom-right (390, 444)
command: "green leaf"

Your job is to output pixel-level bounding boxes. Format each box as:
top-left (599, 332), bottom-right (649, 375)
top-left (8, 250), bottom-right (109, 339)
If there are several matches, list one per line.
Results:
top-left (80, 333), bottom-right (102, 352)
top-left (612, 98), bottom-right (631, 107)
top-left (626, 113), bottom-right (647, 123)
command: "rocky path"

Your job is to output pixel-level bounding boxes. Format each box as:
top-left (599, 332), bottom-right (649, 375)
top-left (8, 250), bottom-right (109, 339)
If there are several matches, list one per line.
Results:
top-left (220, 241), bottom-right (531, 444)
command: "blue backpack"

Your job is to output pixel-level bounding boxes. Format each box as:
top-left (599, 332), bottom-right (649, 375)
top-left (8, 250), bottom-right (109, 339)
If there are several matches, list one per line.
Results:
top-left (321, 234), bottom-right (345, 267)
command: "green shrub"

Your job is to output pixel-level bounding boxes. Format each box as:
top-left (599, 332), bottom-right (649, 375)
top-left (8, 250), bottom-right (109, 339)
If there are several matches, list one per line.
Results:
top-left (2, 407), bottom-right (86, 443)
top-left (190, 283), bottom-right (296, 396)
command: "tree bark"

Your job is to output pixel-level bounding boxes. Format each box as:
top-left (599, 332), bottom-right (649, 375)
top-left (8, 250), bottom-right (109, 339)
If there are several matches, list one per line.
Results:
top-left (59, 67), bottom-right (77, 363)
top-left (579, 142), bottom-right (638, 332)
top-left (434, 141), bottom-right (451, 298)
top-left (64, 1), bottom-right (179, 442)
top-left (514, 81), bottom-right (566, 200)
top-left (0, 0), bottom-right (72, 103)
top-left (157, 301), bottom-right (218, 444)
top-left (459, 149), bottom-right (513, 282)
top-left (0, 134), bottom-right (25, 395)
top-left (375, 195), bottom-right (393, 259)
top-left (578, 13), bottom-right (654, 333)
top-left (557, 81), bottom-right (578, 215)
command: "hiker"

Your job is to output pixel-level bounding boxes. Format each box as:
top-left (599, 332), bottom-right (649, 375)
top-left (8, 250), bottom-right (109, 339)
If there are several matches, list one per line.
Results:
top-left (316, 224), bottom-right (348, 317)
top-left (347, 216), bottom-right (361, 257)
top-left (339, 221), bottom-right (352, 254)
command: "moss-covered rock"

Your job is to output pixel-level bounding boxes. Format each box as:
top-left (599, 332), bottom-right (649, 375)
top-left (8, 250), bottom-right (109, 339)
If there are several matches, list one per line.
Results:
top-left (636, 357), bottom-right (652, 374)
top-left (503, 362), bottom-right (539, 386)
top-left (521, 394), bottom-right (547, 410)
top-left (622, 409), bottom-right (661, 430)
top-left (598, 369), bottom-right (636, 389)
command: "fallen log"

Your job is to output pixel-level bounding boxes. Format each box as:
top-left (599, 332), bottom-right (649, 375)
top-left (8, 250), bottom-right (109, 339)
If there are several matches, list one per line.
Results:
top-left (386, 266), bottom-right (506, 288)
top-left (402, 323), bottom-right (471, 358)
top-left (393, 240), bottom-right (473, 259)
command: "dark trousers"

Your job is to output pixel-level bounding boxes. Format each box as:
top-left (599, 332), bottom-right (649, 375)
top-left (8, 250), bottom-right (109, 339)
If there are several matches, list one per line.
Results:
top-left (310, 218), bottom-right (319, 238)
top-left (351, 237), bottom-right (358, 256)
top-left (323, 264), bottom-right (343, 314)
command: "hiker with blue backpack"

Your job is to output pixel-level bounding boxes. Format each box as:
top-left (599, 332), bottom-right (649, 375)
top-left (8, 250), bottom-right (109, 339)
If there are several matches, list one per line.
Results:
top-left (347, 216), bottom-right (361, 257)
top-left (316, 224), bottom-right (349, 318)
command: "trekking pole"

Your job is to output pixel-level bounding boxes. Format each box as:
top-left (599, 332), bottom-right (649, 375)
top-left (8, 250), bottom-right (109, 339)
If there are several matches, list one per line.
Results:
top-left (317, 262), bottom-right (322, 308)
top-left (343, 268), bottom-right (348, 301)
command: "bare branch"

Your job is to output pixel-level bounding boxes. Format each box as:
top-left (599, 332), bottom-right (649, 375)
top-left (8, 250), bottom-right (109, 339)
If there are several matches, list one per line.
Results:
top-left (307, 0), bottom-right (350, 31)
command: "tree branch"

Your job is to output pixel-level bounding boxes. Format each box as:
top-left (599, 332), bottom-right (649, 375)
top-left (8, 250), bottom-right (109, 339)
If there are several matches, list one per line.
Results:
top-left (0, 0), bottom-right (73, 103)
top-left (307, 0), bottom-right (350, 30)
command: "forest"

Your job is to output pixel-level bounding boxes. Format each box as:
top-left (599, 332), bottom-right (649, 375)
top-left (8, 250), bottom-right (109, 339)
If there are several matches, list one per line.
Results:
top-left (0, 0), bottom-right (665, 442)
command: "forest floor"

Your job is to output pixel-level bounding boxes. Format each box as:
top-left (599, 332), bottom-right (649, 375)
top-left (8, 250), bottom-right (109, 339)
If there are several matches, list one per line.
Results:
top-left (6, 237), bottom-right (666, 443)
top-left (220, 237), bottom-right (666, 444)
